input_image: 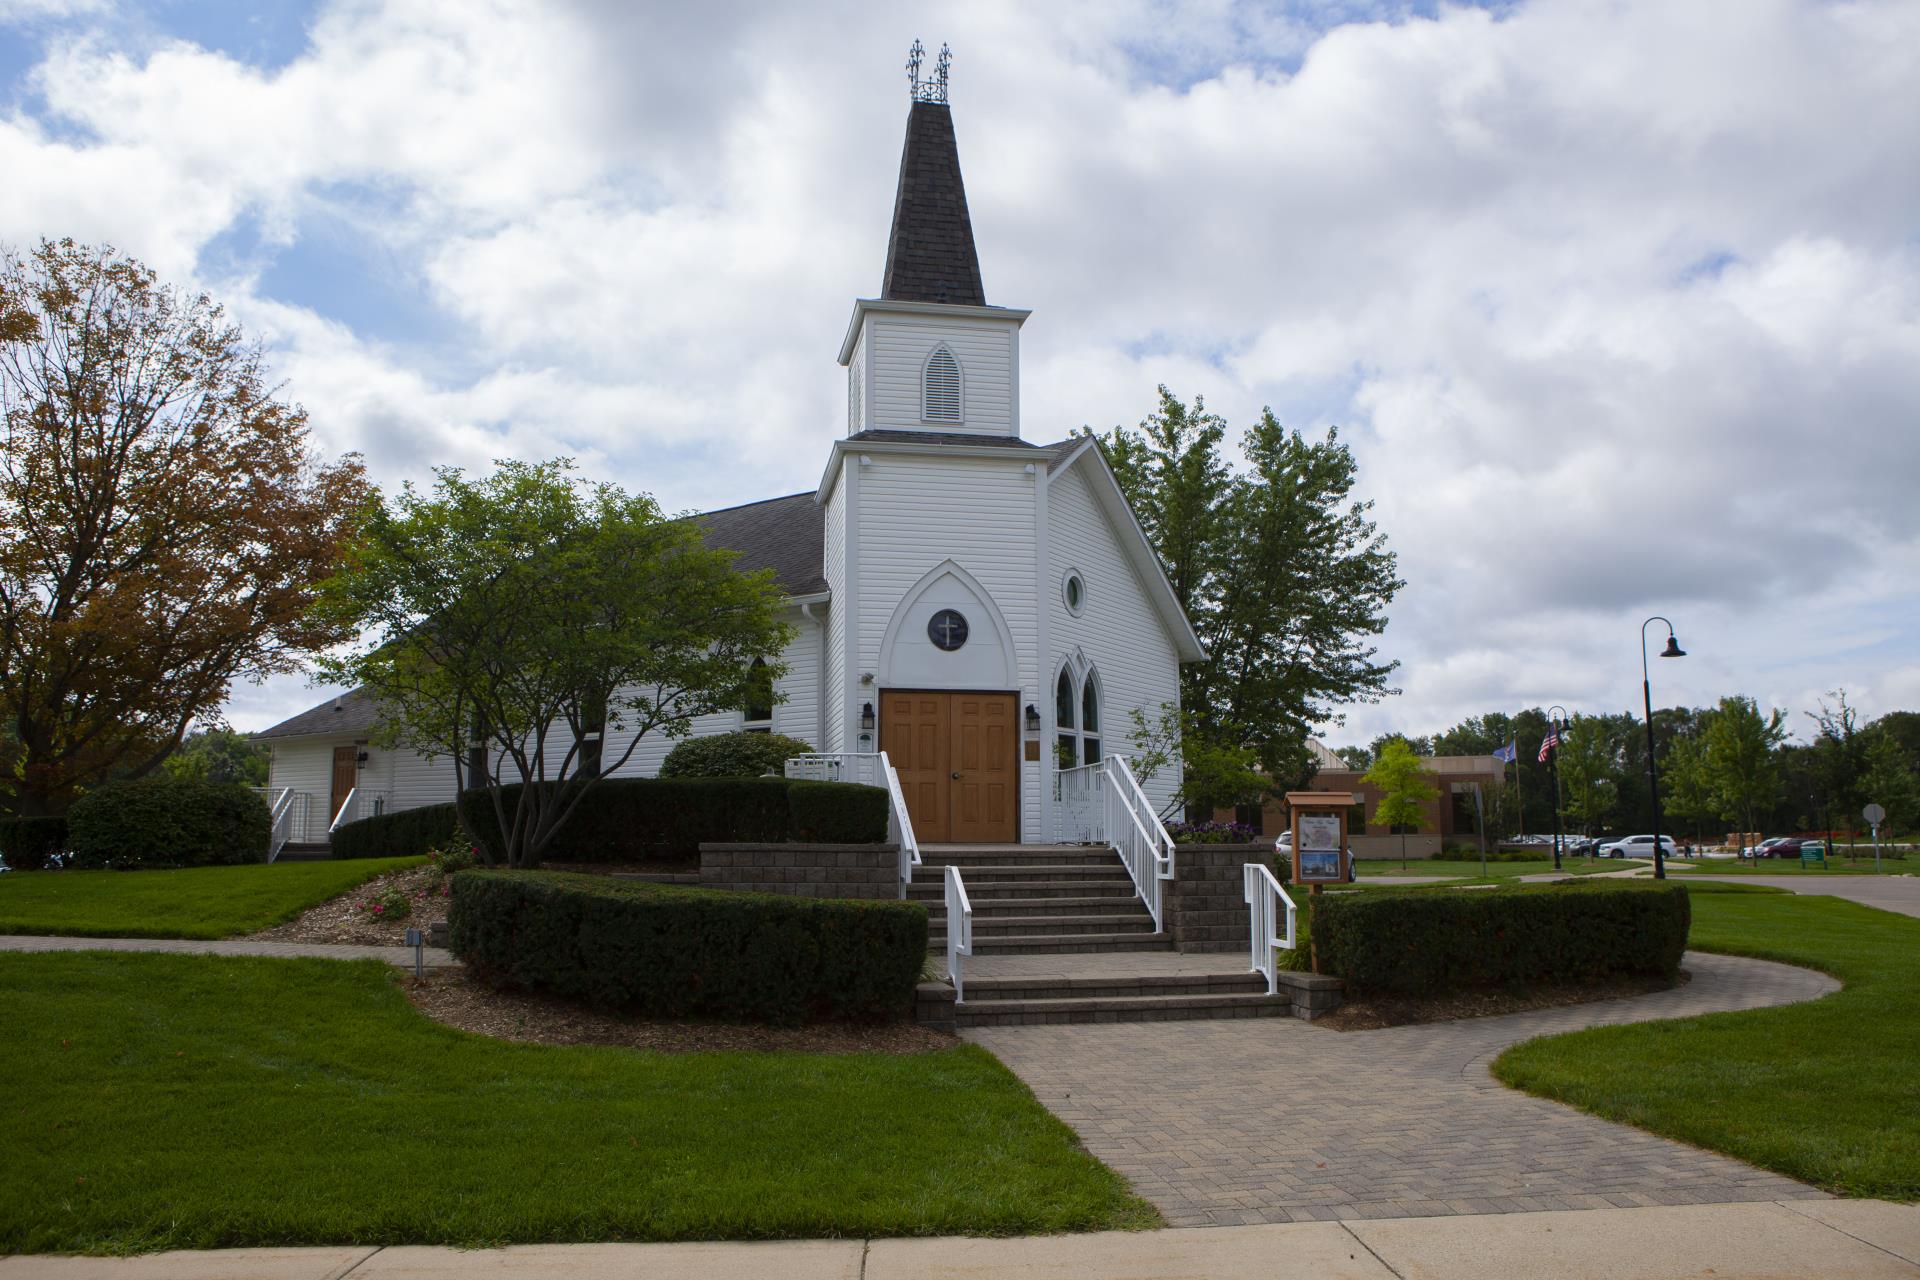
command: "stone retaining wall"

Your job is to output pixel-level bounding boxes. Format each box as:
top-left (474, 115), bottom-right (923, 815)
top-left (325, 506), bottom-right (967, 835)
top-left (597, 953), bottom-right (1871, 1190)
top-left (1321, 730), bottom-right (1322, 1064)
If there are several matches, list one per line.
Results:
top-left (698, 842), bottom-right (901, 900)
top-left (1168, 842), bottom-right (1272, 953)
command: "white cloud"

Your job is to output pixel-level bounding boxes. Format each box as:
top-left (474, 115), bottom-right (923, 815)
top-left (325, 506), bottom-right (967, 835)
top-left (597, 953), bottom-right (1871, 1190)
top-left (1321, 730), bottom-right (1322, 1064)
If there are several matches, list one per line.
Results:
top-left (1, 0), bottom-right (1917, 737)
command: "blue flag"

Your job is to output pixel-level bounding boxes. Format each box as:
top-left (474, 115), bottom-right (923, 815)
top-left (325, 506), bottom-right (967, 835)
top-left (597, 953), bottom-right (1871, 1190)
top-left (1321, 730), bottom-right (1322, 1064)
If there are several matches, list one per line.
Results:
top-left (1491, 740), bottom-right (1517, 764)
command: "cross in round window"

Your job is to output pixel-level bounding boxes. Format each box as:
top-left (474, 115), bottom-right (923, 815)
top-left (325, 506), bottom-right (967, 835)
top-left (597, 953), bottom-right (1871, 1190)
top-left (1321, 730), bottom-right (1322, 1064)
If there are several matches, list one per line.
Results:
top-left (927, 609), bottom-right (969, 651)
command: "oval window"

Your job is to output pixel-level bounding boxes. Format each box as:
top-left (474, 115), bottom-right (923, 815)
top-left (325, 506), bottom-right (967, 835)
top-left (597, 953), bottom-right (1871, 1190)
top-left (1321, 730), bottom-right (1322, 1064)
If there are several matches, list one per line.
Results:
top-left (1063, 571), bottom-right (1085, 615)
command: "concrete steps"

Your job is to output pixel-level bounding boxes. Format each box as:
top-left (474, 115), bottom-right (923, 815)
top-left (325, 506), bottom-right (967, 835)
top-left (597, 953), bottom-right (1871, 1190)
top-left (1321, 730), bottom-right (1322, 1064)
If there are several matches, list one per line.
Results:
top-left (921, 971), bottom-right (1291, 1027)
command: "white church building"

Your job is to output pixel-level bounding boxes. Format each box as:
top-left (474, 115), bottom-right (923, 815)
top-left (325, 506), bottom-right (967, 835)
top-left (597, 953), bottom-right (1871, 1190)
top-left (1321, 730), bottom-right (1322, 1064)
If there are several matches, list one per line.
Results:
top-left (259, 76), bottom-right (1204, 849)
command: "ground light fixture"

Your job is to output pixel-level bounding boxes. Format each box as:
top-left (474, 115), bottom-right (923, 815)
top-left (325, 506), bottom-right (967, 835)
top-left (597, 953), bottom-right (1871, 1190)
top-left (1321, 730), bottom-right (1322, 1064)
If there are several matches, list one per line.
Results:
top-left (1547, 704), bottom-right (1569, 872)
top-left (1639, 617), bottom-right (1687, 880)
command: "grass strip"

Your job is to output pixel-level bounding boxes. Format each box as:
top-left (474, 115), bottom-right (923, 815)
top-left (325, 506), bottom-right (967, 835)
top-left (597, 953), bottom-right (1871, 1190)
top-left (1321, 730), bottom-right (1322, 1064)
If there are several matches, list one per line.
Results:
top-left (1494, 891), bottom-right (1920, 1200)
top-left (0, 858), bottom-right (424, 939)
top-left (0, 951), bottom-right (1156, 1252)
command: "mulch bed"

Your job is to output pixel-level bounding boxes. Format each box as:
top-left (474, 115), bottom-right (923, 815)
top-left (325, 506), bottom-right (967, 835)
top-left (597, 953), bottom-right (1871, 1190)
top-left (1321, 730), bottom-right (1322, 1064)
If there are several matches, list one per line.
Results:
top-left (252, 864), bottom-right (451, 945)
top-left (1312, 970), bottom-right (1690, 1032)
top-left (401, 966), bottom-right (955, 1055)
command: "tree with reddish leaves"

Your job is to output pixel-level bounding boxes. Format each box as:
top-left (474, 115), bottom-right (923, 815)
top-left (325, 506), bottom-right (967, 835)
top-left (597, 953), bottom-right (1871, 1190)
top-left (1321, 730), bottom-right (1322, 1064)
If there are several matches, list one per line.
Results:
top-left (0, 239), bottom-right (371, 815)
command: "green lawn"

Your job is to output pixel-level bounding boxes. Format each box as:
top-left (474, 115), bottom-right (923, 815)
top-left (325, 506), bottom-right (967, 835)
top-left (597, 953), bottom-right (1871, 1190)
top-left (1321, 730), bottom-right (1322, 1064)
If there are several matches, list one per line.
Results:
top-left (0, 952), bottom-right (1155, 1252)
top-left (0, 858), bottom-right (423, 939)
top-left (1494, 890), bottom-right (1920, 1200)
top-left (1356, 857), bottom-right (1644, 880)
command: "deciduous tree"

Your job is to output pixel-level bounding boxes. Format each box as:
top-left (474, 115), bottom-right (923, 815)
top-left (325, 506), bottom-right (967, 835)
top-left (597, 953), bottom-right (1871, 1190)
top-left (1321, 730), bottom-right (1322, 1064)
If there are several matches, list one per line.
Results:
top-left (0, 239), bottom-right (368, 814)
top-left (1107, 388), bottom-right (1402, 802)
top-left (1364, 737), bottom-right (1438, 869)
top-left (318, 459), bottom-right (793, 868)
top-left (1703, 695), bottom-right (1786, 843)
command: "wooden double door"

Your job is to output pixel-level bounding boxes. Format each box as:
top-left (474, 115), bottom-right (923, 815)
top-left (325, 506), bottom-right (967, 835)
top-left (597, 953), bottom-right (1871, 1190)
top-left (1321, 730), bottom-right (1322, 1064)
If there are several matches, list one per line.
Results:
top-left (880, 690), bottom-right (1019, 843)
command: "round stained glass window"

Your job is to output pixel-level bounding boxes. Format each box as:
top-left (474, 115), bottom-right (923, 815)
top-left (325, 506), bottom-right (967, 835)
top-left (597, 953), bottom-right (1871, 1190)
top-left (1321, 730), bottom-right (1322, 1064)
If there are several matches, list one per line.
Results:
top-left (927, 608), bottom-right (970, 651)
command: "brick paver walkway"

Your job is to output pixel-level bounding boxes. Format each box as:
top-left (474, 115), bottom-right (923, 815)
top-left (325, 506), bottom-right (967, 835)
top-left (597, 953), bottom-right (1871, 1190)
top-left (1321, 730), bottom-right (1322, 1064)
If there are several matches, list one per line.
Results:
top-left (0, 934), bottom-right (454, 967)
top-left (965, 950), bottom-right (1838, 1227)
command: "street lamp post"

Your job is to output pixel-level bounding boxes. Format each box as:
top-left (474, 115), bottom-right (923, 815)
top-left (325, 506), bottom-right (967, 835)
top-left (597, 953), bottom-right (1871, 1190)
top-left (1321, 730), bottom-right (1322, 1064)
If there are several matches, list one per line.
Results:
top-left (1547, 704), bottom-right (1569, 872)
top-left (1640, 617), bottom-right (1686, 881)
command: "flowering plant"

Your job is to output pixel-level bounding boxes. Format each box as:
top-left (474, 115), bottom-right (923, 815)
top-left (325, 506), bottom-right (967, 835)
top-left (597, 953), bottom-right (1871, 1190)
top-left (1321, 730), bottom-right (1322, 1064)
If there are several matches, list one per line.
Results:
top-left (1165, 820), bottom-right (1263, 845)
top-left (360, 886), bottom-right (413, 920)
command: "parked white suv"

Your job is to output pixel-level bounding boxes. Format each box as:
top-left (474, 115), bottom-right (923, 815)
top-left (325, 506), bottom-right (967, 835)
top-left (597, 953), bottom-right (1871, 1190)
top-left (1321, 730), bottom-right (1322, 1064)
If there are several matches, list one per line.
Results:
top-left (1597, 834), bottom-right (1680, 859)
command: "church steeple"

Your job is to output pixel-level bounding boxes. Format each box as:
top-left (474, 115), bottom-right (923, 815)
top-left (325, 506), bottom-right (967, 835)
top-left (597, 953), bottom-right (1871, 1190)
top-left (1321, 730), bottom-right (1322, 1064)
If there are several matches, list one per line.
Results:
top-left (881, 41), bottom-right (985, 307)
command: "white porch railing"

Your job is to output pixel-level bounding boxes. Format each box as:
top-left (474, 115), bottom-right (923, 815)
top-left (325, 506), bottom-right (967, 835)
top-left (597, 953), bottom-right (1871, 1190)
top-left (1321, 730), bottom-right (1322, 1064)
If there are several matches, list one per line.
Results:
top-left (944, 863), bottom-right (973, 1002)
top-left (783, 753), bottom-right (884, 787)
top-left (784, 752), bottom-right (920, 897)
top-left (1244, 861), bottom-right (1297, 996)
top-left (1053, 756), bottom-right (1176, 931)
top-left (260, 788), bottom-right (294, 862)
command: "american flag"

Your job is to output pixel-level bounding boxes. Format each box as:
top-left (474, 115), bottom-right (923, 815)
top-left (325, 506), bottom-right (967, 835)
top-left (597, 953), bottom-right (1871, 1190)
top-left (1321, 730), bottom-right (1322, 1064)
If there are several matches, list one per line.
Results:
top-left (1538, 728), bottom-right (1560, 763)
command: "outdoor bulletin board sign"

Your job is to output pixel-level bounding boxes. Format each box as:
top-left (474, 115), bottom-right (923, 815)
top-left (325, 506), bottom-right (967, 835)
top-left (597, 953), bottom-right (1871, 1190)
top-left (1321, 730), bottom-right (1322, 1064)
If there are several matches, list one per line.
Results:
top-left (1287, 792), bottom-right (1355, 886)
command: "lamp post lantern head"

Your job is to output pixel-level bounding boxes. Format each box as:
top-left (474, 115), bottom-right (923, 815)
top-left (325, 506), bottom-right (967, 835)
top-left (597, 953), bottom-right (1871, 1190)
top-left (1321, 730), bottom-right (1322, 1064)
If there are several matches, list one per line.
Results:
top-left (1660, 636), bottom-right (1686, 659)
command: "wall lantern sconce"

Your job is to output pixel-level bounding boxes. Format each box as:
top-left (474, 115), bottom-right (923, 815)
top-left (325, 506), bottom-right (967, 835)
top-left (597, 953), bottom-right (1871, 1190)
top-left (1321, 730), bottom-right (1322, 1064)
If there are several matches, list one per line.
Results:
top-left (860, 702), bottom-right (876, 731)
top-left (1024, 704), bottom-right (1041, 734)
top-left (355, 750), bottom-right (370, 764)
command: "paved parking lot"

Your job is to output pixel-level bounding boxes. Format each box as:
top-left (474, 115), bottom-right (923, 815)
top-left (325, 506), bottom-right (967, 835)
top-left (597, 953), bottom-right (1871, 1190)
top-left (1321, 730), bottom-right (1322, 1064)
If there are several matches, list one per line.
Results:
top-left (966, 951), bottom-right (1837, 1227)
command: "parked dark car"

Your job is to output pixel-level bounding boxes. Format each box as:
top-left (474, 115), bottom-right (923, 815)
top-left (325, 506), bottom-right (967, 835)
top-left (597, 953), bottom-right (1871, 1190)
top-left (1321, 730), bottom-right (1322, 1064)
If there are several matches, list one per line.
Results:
top-left (1743, 837), bottom-right (1800, 859)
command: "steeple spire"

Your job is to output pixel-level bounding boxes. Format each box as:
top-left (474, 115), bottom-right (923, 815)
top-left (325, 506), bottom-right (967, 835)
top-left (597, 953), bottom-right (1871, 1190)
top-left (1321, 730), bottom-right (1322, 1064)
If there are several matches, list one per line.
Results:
top-left (881, 41), bottom-right (985, 307)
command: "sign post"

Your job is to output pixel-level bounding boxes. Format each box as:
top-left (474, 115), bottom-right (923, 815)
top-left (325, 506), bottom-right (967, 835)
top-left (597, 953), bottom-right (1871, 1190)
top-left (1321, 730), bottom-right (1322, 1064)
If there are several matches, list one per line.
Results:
top-left (1287, 791), bottom-right (1355, 975)
top-left (1864, 803), bottom-right (1886, 873)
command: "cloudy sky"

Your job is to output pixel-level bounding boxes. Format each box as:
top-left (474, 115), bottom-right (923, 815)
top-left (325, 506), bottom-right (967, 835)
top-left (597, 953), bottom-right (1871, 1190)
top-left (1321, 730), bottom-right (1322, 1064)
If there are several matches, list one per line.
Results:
top-left (3, 0), bottom-right (1917, 749)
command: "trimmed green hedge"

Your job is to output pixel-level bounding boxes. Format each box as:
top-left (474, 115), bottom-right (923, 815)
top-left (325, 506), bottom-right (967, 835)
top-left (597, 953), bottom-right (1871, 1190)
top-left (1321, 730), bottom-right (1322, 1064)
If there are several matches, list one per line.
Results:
top-left (456, 777), bottom-right (888, 863)
top-left (66, 780), bottom-right (270, 871)
top-left (1312, 881), bottom-right (1690, 996)
top-left (450, 870), bottom-right (927, 1024)
top-left (0, 816), bottom-right (68, 870)
top-left (657, 731), bottom-right (815, 778)
top-left (331, 802), bottom-right (464, 860)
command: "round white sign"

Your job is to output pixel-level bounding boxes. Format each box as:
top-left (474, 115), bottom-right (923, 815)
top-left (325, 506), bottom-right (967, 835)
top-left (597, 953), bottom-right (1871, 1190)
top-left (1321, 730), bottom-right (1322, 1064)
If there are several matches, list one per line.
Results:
top-left (1863, 802), bottom-right (1886, 825)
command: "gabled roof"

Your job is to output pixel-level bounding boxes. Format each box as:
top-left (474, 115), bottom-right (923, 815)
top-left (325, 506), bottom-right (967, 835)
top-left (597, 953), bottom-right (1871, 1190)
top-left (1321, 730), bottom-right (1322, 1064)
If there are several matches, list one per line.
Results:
top-left (255, 687), bottom-right (382, 740)
top-left (695, 491), bottom-right (827, 597)
top-left (881, 100), bottom-right (986, 306)
top-left (1047, 435), bottom-right (1208, 664)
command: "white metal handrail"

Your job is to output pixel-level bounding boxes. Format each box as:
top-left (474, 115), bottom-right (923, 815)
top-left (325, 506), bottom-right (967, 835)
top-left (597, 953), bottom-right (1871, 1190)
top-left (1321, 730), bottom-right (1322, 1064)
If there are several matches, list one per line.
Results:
top-left (328, 787), bottom-right (358, 833)
top-left (1053, 762), bottom-right (1103, 843)
top-left (263, 788), bottom-right (295, 862)
top-left (1244, 861), bottom-right (1297, 996)
top-left (1104, 755), bottom-right (1177, 931)
top-left (879, 750), bottom-right (921, 895)
top-left (945, 862), bottom-right (973, 1003)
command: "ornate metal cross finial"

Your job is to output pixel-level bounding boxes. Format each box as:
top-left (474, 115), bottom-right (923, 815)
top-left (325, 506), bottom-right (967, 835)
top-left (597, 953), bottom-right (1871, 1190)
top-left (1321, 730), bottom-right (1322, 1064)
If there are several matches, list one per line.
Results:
top-left (906, 38), bottom-right (950, 104)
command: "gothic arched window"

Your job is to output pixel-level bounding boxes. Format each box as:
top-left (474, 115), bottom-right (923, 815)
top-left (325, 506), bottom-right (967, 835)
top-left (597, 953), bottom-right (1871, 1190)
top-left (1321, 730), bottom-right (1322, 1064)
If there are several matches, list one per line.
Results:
top-left (922, 345), bottom-right (962, 422)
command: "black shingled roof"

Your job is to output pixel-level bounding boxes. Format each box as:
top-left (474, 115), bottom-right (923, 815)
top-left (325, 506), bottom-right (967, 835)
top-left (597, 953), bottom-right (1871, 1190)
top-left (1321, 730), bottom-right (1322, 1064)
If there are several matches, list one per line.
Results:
top-left (881, 100), bottom-right (986, 306)
top-left (846, 429), bottom-right (1038, 449)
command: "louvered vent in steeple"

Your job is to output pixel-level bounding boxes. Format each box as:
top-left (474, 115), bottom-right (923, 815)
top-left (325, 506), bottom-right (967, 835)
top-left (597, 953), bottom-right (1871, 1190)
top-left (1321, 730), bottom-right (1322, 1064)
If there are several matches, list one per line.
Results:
top-left (922, 346), bottom-right (961, 421)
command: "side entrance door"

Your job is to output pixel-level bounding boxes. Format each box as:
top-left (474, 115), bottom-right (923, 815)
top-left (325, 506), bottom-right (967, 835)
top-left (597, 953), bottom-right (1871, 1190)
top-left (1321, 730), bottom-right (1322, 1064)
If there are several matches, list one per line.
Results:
top-left (330, 745), bottom-right (358, 825)
top-left (880, 690), bottom-right (1018, 843)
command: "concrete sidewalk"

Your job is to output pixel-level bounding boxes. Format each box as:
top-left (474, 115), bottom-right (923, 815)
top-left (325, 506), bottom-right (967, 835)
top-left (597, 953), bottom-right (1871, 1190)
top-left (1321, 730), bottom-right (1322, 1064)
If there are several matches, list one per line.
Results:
top-left (2, 1201), bottom-right (1916, 1278)
top-left (0, 934), bottom-right (454, 968)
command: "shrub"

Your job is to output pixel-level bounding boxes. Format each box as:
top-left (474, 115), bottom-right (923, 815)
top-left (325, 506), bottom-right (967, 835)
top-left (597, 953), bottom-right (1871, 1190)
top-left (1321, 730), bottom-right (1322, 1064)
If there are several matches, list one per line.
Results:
top-left (1312, 881), bottom-right (1690, 996)
top-left (66, 779), bottom-right (270, 870)
top-left (331, 802), bottom-right (464, 860)
top-left (0, 815), bottom-right (68, 870)
top-left (456, 777), bottom-right (887, 864)
top-left (450, 870), bottom-right (926, 1024)
top-left (1431, 849), bottom-right (1543, 863)
top-left (786, 779), bottom-right (890, 843)
top-left (657, 732), bottom-right (815, 779)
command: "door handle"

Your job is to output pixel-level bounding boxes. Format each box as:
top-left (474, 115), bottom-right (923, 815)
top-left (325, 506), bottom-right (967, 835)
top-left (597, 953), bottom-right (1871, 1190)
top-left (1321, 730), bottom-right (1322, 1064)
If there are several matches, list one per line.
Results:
top-left (951, 771), bottom-right (962, 780)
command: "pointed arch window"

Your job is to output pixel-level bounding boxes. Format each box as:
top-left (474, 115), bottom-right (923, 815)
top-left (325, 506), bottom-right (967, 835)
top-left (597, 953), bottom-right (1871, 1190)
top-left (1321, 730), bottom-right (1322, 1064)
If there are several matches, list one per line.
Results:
top-left (1055, 668), bottom-right (1077, 769)
top-left (922, 345), bottom-right (962, 422)
top-left (1081, 672), bottom-right (1101, 765)
top-left (743, 658), bottom-right (773, 734)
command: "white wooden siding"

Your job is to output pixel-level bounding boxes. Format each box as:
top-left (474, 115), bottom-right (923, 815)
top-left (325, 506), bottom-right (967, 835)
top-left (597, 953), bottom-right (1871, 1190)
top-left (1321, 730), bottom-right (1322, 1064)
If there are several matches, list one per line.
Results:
top-left (1047, 462), bottom-right (1185, 820)
top-left (854, 451), bottom-right (1044, 839)
top-left (823, 474), bottom-right (847, 752)
top-left (266, 739), bottom-right (335, 842)
top-left (865, 316), bottom-right (1018, 437)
